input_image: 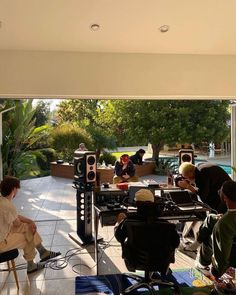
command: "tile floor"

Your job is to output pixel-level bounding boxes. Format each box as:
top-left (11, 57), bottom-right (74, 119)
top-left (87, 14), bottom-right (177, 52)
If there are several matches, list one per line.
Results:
top-left (0, 175), bottom-right (195, 294)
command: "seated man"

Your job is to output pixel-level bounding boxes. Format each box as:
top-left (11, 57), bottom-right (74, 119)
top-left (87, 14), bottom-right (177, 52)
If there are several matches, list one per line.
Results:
top-left (114, 189), bottom-right (180, 269)
top-left (0, 176), bottom-right (61, 274)
top-left (113, 154), bottom-right (139, 184)
top-left (195, 180), bottom-right (236, 281)
top-left (130, 149), bottom-right (146, 165)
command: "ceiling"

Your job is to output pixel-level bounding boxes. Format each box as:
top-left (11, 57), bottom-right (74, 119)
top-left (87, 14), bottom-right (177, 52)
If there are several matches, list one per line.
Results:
top-left (1, 0), bottom-right (236, 55)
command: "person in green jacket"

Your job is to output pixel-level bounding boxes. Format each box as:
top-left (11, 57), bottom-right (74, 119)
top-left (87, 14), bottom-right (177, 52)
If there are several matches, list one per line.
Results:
top-left (195, 180), bottom-right (236, 280)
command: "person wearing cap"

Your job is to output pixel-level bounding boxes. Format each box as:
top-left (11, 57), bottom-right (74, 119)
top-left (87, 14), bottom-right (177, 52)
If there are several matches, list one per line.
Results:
top-left (195, 180), bottom-right (236, 281)
top-left (114, 189), bottom-right (180, 263)
top-left (113, 154), bottom-right (139, 184)
top-left (130, 149), bottom-right (146, 165)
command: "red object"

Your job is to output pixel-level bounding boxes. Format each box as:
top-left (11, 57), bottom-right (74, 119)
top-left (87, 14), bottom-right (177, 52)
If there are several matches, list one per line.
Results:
top-left (116, 183), bottom-right (129, 190)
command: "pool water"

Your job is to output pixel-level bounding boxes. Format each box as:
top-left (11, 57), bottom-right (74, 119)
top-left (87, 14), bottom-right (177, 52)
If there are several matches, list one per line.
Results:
top-left (159, 156), bottom-right (232, 175)
top-left (218, 164), bottom-right (232, 175)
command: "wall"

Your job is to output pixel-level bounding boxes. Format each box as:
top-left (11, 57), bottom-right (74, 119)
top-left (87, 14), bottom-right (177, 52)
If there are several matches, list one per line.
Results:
top-left (0, 50), bottom-right (236, 98)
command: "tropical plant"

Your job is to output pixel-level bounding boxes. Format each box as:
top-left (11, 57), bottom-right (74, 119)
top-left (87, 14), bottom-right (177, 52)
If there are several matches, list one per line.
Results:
top-left (2, 100), bottom-right (49, 178)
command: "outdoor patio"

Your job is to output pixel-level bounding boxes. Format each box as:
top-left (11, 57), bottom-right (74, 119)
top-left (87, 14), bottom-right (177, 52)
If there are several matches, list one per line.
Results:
top-left (0, 175), bottom-right (200, 294)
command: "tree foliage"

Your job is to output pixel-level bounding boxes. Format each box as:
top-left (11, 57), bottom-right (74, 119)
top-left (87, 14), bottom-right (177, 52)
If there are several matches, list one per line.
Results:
top-left (33, 100), bottom-right (51, 127)
top-left (97, 100), bottom-right (230, 159)
top-left (56, 99), bottom-right (117, 156)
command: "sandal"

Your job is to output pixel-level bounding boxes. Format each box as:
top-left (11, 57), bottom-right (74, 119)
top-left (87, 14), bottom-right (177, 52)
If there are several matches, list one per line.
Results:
top-left (40, 251), bottom-right (61, 262)
top-left (27, 263), bottom-right (45, 274)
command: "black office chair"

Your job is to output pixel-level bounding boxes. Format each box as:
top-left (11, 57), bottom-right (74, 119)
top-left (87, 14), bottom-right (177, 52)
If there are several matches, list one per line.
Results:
top-left (121, 218), bottom-right (181, 295)
top-left (0, 249), bottom-right (19, 289)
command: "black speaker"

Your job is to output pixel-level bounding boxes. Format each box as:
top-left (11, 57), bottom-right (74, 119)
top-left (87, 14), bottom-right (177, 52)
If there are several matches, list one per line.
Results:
top-left (178, 149), bottom-right (194, 165)
top-left (74, 151), bottom-right (96, 183)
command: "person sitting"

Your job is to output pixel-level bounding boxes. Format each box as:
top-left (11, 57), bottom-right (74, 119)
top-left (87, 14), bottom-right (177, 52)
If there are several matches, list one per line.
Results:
top-left (195, 180), bottom-right (236, 282)
top-left (77, 142), bottom-right (88, 151)
top-left (0, 176), bottom-right (61, 274)
top-left (114, 189), bottom-right (180, 270)
top-left (130, 149), bottom-right (146, 165)
top-left (113, 154), bottom-right (139, 184)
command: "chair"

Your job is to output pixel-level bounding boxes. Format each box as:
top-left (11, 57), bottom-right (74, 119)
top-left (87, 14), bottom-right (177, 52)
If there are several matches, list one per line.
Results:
top-left (0, 249), bottom-right (19, 289)
top-left (121, 219), bottom-right (180, 295)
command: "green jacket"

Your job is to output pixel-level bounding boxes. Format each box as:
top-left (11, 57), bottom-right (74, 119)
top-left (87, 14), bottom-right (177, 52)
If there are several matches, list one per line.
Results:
top-left (211, 211), bottom-right (236, 277)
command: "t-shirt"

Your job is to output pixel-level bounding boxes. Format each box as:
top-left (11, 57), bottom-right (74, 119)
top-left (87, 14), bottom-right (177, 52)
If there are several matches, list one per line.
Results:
top-left (0, 197), bottom-right (18, 242)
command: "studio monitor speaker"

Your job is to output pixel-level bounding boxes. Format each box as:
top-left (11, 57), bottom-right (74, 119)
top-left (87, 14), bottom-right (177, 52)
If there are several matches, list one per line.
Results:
top-left (74, 151), bottom-right (96, 183)
top-left (178, 149), bottom-right (194, 166)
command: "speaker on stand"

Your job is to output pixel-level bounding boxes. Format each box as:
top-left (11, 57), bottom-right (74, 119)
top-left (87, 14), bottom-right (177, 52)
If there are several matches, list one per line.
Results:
top-left (69, 151), bottom-right (96, 245)
top-left (178, 149), bottom-right (195, 166)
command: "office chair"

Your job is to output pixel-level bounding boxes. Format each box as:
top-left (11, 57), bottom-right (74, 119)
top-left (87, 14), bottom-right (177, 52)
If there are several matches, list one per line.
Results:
top-left (0, 249), bottom-right (19, 289)
top-left (121, 218), bottom-right (181, 295)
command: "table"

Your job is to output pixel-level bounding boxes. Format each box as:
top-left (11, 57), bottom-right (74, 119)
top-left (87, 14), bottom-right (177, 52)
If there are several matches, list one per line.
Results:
top-left (93, 199), bottom-right (208, 275)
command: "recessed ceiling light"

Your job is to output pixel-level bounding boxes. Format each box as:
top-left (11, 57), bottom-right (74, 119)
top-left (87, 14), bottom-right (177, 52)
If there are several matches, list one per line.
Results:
top-left (90, 24), bottom-right (100, 31)
top-left (159, 25), bottom-right (169, 33)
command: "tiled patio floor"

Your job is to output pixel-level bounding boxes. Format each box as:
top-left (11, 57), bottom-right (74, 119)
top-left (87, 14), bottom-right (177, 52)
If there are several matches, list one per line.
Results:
top-left (0, 175), bottom-right (195, 294)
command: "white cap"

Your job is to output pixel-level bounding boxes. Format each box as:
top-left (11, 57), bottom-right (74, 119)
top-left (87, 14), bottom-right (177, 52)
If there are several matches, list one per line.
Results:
top-left (135, 189), bottom-right (154, 202)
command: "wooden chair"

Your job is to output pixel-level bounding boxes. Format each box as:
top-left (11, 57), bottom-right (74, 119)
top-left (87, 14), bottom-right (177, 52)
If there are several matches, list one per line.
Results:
top-left (0, 249), bottom-right (19, 289)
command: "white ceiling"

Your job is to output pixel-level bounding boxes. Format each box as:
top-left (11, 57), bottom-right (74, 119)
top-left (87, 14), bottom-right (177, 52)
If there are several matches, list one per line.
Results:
top-left (1, 0), bottom-right (236, 55)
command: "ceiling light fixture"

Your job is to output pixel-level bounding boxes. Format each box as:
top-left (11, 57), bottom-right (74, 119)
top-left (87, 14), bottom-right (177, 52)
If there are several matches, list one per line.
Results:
top-left (159, 25), bottom-right (169, 33)
top-left (90, 24), bottom-right (100, 31)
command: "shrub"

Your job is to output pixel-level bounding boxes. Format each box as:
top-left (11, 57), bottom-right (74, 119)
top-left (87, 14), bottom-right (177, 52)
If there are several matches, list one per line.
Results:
top-left (50, 124), bottom-right (93, 162)
top-left (99, 152), bottom-right (117, 165)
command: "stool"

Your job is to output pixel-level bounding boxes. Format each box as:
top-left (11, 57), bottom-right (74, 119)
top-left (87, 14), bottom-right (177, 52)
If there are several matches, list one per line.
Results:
top-left (0, 249), bottom-right (19, 289)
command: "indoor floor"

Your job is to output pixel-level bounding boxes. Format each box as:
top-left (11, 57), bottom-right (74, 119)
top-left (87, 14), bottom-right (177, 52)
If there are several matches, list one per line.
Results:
top-left (0, 175), bottom-right (196, 294)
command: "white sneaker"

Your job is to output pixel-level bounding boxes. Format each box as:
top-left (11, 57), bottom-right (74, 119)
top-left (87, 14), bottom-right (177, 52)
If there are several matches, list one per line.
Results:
top-left (195, 261), bottom-right (211, 277)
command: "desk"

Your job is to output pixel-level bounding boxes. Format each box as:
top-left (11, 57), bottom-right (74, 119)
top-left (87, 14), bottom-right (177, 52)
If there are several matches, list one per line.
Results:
top-left (93, 202), bottom-right (208, 275)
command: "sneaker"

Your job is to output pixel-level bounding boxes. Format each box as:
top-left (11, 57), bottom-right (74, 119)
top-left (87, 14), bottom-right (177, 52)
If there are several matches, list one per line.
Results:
top-left (195, 261), bottom-right (211, 277)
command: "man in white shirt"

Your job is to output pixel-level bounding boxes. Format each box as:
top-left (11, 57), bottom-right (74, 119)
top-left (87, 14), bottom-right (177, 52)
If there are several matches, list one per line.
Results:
top-left (0, 176), bottom-right (61, 274)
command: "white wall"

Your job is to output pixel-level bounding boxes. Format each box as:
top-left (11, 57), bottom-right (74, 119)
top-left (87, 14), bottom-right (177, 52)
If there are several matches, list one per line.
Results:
top-left (0, 50), bottom-right (236, 98)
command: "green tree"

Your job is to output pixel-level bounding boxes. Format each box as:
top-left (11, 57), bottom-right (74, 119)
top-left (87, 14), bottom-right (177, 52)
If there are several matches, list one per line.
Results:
top-left (97, 100), bottom-right (230, 160)
top-left (56, 99), bottom-right (117, 156)
top-left (2, 100), bottom-right (49, 177)
top-left (33, 100), bottom-right (50, 127)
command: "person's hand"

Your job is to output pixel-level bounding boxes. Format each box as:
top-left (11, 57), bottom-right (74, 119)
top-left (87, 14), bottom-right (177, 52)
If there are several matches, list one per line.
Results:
top-left (122, 174), bottom-right (130, 179)
top-left (29, 221), bottom-right (37, 234)
top-left (116, 213), bottom-right (127, 224)
top-left (122, 164), bottom-right (127, 170)
top-left (177, 180), bottom-right (190, 189)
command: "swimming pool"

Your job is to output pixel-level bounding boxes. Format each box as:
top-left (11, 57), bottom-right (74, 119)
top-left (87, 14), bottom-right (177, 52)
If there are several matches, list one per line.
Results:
top-left (158, 156), bottom-right (232, 175)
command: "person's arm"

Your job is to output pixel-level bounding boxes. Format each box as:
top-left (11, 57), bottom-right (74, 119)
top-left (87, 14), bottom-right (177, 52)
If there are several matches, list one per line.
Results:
top-left (177, 180), bottom-right (198, 194)
top-left (127, 162), bottom-right (135, 177)
top-left (114, 162), bottom-right (123, 177)
top-left (211, 216), bottom-right (234, 278)
top-left (114, 218), bottom-right (127, 244)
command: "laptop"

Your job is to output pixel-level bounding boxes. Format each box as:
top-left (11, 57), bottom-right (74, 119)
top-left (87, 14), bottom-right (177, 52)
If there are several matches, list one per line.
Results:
top-left (168, 190), bottom-right (203, 211)
top-left (128, 185), bottom-right (154, 205)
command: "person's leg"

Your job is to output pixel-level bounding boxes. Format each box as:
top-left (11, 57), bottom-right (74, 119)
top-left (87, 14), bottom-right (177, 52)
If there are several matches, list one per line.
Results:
top-left (196, 214), bottom-right (219, 267)
top-left (197, 214), bottom-right (219, 243)
top-left (128, 176), bottom-right (139, 182)
top-left (4, 223), bottom-right (60, 272)
top-left (113, 176), bottom-right (123, 184)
